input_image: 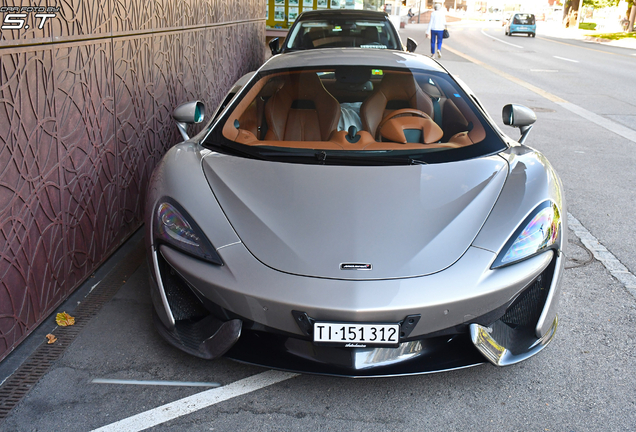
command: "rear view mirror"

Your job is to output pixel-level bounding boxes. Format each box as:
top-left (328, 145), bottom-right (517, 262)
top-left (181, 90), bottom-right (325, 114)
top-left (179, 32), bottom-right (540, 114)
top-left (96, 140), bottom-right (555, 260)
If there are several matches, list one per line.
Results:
top-left (269, 38), bottom-right (280, 56)
top-left (173, 100), bottom-right (205, 141)
top-left (502, 104), bottom-right (536, 144)
top-left (406, 37), bottom-right (418, 53)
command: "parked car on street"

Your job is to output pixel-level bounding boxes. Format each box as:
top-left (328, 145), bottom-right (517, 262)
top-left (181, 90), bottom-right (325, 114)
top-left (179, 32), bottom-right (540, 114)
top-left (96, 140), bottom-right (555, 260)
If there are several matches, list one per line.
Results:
top-left (504, 13), bottom-right (537, 37)
top-left (145, 48), bottom-right (565, 377)
top-left (268, 9), bottom-right (418, 55)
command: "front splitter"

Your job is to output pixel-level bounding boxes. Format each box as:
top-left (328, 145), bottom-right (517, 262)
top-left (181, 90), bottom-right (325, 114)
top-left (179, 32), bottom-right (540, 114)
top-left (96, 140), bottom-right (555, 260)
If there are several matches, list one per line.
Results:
top-left (224, 329), bottom-right (485, 378)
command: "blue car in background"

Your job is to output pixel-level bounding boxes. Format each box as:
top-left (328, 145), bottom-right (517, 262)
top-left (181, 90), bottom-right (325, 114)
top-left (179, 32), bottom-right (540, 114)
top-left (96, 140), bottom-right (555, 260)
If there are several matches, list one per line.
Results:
top-left (504, 13), bottom-right (536, 37)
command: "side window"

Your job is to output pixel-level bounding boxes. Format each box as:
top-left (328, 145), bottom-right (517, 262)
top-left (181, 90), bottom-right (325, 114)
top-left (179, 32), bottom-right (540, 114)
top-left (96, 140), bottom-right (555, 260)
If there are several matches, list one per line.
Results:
top-left (378, 25), bottom-right (389, 46)
top-left (212, 91), bottom-right (237, 123)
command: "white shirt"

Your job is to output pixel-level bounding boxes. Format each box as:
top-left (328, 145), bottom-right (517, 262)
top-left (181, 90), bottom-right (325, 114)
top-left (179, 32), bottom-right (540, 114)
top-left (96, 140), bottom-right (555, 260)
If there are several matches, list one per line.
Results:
top-left (337, 102), bottom-right (363, 132)
top-left (427, 10), bottom-right (446, 32)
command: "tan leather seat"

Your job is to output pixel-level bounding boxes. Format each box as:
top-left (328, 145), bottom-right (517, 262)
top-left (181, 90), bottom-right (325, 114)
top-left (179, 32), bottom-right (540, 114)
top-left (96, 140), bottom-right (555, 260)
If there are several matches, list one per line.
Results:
top-left (264, 72), bottom-right (340, 141)
top-left (360, 73), bottom-right (435, 139)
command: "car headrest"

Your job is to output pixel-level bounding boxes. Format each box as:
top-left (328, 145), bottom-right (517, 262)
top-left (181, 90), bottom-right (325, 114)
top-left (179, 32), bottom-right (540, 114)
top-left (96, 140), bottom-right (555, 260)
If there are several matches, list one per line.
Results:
top-left (379, 116), bottom-right (443, 144)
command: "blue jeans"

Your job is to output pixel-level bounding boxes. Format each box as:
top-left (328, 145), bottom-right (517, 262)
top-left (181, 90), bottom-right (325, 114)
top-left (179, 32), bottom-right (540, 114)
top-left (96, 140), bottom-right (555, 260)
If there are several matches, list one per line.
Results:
top-left (430, 30), bottom-right (444, 54)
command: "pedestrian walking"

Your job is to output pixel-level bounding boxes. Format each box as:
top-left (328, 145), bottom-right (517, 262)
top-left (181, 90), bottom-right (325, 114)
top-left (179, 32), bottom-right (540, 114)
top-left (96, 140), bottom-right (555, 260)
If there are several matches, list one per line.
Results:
top-left (426, 3), bottom-right (446, 58)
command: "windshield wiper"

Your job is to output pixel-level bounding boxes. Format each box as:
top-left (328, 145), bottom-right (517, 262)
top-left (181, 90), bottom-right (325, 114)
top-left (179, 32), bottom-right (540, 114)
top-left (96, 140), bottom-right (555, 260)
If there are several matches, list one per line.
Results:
top-left (205, 142), bottom-right (267, 160)
top-left (257, 150), bottom-right (428, 165)
top-left (206, 140), bottom-right (429, 165)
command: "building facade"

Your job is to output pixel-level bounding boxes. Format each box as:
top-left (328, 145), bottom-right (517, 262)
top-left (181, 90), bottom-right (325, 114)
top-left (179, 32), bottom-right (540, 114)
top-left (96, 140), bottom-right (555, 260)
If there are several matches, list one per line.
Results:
top-left (267, 0), bottom-right (385, 29)
top-left (0, 0), bottom-right (266, 362)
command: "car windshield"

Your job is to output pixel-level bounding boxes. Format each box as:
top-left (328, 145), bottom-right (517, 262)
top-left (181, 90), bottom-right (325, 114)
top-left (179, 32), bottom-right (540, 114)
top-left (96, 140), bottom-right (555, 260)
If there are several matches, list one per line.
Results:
top-left (203, 66), bottom-right (507, 165)
top-left (284, 19), bottom-right (399, 51)
top-left (513, 14), bottom-right (535, 25)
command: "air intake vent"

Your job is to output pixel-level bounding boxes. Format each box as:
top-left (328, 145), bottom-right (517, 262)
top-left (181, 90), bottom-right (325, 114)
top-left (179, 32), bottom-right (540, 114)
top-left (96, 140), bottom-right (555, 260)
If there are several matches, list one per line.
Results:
top-left (501, 272), bottom-right (549, 329)
top-left (157, 250), bottom-right (209, 321)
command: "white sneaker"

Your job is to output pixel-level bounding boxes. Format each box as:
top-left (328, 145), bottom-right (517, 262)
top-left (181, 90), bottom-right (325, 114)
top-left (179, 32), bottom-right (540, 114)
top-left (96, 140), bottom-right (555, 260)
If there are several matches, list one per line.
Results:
top-left (437, 50), bottom-right (442, 58)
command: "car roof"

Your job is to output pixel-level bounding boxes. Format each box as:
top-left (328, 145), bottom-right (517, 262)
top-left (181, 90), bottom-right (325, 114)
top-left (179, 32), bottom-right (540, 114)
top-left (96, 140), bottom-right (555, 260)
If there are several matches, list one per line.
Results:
top-left (261, 49), bottom-right (447, 73)
top-left (296, 9), bottom-right (390, 21)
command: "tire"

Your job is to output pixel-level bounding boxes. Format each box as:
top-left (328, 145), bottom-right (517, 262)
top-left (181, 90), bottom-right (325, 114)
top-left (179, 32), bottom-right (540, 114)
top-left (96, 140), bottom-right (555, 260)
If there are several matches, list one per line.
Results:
top-left (531, 33), bottom-right (536, 37)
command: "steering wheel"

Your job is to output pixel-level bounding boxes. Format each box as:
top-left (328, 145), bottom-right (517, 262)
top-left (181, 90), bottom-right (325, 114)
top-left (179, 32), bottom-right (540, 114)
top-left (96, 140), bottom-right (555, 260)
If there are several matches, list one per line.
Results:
top-left (376, 108), bottom-right (431, 140)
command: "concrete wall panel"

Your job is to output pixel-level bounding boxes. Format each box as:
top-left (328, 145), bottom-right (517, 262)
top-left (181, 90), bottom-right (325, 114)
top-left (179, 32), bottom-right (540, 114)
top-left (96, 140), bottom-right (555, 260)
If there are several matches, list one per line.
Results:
top-left (0, 0), bottom-right (265, 361)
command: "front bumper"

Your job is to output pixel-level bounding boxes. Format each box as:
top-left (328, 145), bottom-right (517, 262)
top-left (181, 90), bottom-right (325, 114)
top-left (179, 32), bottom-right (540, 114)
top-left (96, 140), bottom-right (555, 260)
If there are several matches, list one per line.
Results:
top-left (148, 241), bottom-right (563, 376)
top-left (510, 26), bottom-right (535, 34)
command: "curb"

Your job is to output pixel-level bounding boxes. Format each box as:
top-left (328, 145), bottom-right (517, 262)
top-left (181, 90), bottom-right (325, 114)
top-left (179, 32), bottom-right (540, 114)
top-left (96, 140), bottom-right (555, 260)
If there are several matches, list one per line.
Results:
top-left (585, 36), bottom-right (613, 43)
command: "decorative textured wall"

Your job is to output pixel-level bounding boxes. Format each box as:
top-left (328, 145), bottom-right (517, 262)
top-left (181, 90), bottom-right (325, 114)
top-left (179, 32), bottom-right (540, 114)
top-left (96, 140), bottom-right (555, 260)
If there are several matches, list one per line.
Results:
top-left (0, 0), bottom-right (266, 362)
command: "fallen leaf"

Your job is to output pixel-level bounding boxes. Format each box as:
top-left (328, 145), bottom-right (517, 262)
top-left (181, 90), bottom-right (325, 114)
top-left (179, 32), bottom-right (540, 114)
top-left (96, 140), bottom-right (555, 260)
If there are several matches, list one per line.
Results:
top-left (56, 312), bottom-right (75, 326)
top-left (46, 334), bottom-right (57, 344)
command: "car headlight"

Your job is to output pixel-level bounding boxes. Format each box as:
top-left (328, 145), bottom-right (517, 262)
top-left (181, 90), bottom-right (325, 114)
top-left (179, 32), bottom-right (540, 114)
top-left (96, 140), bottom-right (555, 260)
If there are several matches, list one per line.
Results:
top-left (155, 200), bottom-right (222, 265)
top-left (492, 201), bottom-right (561, 269)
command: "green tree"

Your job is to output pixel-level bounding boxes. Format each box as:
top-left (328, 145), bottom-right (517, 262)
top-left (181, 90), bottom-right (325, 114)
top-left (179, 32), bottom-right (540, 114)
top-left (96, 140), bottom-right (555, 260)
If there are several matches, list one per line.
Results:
top-left (582, 0), bottom-right (618, 8)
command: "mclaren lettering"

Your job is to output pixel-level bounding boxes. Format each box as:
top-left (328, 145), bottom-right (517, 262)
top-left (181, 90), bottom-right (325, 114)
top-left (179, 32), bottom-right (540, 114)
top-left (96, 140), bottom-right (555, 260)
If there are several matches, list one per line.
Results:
top-left (340, 263), bottom-right (372, 270)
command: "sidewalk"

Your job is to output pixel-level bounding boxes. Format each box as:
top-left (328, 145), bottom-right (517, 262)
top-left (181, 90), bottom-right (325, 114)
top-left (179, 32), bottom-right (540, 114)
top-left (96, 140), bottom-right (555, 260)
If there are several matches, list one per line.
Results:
top-left (537, 20), bottom-right (636, 50)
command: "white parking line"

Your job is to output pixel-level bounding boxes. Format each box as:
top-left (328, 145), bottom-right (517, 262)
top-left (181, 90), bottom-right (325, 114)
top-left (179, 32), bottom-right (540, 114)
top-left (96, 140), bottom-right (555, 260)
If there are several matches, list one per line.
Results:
top-left (556, 101), bottom-right (636, 143)
top-left (91, 378), bottom-right (221, 387)
top-left (553, 55), bottom-right (579, 63)
top-left (568, 213), bottom-right (636, 298)
top-left (480, 28), bottom-right (524, 48)
top-left (90, 370), bottom-right (299, 432)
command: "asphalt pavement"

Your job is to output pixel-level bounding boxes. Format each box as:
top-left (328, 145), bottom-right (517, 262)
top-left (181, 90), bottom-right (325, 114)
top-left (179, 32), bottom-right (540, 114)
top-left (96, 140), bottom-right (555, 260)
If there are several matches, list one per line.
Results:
top-left (1, 21), bottom-right (636, 432)
top-left (2, 226), bottom-right (635, 431)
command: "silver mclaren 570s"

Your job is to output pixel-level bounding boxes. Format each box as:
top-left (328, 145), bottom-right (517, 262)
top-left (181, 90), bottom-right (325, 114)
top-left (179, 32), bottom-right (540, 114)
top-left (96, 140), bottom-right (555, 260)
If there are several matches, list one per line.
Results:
top-left (145, 49), bottom-right (565, 377)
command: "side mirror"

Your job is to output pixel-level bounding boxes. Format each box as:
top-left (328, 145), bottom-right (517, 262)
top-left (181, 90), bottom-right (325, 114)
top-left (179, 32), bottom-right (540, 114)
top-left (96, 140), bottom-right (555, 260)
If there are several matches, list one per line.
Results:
top-left (173, 100), bottom-right (205, 141)
top-left (502, 104), bottom-right (536, 144)
top-left (269, 37), bottom-right (280, 56)
top-left (406, 37), bottom-right (418, 53)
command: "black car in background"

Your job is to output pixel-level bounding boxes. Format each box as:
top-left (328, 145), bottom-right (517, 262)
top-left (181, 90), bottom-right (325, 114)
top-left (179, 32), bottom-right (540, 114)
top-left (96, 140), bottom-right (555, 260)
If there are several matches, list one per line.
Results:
top-left (269, 9), bottom-right (418, 55)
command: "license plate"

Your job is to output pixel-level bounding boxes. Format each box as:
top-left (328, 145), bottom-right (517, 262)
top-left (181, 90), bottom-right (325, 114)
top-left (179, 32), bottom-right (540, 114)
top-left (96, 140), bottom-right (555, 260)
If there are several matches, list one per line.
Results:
top-left (313, 322), bottom-right (400, 346)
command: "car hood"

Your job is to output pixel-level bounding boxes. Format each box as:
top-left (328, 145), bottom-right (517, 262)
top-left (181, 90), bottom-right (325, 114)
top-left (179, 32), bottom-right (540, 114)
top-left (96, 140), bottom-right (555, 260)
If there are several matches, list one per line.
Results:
top-left (202, 154), bottom-right (508, 280)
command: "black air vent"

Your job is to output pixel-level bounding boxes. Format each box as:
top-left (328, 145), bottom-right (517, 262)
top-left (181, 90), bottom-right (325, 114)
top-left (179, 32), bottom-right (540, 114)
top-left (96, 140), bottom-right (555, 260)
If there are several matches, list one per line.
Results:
top-left (158, 250), bottom-right (209, 321)
top-left (501, 272), bottom-right (549, 328)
